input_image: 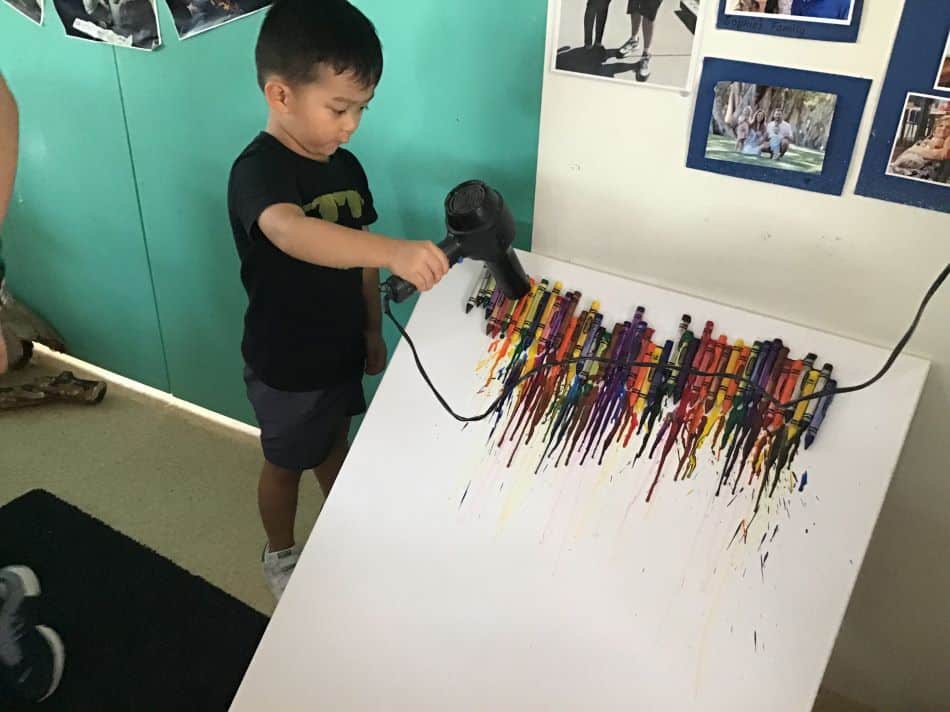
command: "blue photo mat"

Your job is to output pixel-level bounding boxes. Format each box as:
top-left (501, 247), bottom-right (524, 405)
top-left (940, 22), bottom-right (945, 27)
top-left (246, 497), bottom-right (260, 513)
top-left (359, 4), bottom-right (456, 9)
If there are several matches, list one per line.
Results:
top-left (716, 0), bottom-right (864, 42)
top-left (855, 0), bottom-right (950, 214)
top-left (687, 58), bottom-right (871, 195)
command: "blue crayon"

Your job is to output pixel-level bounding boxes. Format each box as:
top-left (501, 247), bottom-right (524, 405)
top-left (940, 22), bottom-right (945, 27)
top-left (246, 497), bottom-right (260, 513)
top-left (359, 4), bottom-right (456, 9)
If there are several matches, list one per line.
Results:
top-left (804, 378), bottom-right (837, 450)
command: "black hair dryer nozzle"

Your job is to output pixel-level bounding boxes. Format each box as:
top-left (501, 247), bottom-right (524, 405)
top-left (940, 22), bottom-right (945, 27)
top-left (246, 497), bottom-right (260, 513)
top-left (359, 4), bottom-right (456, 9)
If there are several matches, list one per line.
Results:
top-left (382, 181), bottom-right (531, 304)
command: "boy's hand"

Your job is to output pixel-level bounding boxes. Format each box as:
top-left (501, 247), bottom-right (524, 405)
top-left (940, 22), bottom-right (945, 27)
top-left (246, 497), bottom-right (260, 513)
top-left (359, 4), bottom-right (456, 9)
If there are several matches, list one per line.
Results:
top-left (387, 240), bottom-right (450, 293)
top-left (365, 331), bottom-right (387, 375)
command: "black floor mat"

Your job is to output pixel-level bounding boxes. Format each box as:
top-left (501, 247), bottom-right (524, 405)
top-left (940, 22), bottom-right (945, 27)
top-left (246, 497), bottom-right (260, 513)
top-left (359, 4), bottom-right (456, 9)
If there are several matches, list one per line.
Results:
top-left (0, 489), bottom-right (268, 711)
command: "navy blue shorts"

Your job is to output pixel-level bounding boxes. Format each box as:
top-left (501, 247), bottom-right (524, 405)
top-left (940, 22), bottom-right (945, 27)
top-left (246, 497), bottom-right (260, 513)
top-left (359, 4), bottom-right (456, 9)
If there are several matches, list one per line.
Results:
top-left (244, 366), bottom-right (367, 471)
top-left (628, 0), bottom-right (662, 21)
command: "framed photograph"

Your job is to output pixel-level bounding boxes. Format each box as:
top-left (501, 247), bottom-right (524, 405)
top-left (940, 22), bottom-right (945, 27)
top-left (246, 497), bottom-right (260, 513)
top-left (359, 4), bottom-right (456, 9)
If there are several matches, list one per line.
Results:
top-left (705, 82), bottom-right (837, 174)
top-left (856, 1), bottom-right (950, 214)
top-left (552, 0), bottom-right (704, 93)
top-left (164, 0), bottom-right (270, 41)
top-left (687, 58), bottom-right (871, 195)
top-left (935, 29), bottom-right (950, 91)
top-left (884, 93), bottom-right (949, 188)
top-left (3, 0), bottom-right (43, 24)
top-left (53, 0), bottom-right (161, 50)
top-left (716, 0), bottom-right (863, 42)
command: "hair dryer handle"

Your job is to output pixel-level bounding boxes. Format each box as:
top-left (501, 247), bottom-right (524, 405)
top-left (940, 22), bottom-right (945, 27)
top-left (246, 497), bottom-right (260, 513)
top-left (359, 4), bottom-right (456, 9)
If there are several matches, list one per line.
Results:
top-left (382, 235), bottom-right (462, 304)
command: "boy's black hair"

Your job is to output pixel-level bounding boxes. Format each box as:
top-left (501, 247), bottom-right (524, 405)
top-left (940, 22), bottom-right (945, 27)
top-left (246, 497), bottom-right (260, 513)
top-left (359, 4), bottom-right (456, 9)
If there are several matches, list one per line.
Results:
top-left (255, 0), bottom-right (383, 91)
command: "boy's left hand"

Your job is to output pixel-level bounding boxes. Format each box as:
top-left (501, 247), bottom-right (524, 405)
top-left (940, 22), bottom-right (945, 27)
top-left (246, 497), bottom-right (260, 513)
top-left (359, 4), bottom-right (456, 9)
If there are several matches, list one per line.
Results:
top-left (365, 331), bottom-right (387, 375)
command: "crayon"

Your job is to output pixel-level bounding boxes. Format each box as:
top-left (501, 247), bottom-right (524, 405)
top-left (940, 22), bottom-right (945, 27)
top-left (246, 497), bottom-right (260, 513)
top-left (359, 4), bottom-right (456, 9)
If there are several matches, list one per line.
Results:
top-left (465, 267), bottom-right (490, 314)
top-left (477, 274), bottom-right (496, 309)
top-left (804, 377), bottom-right (837, 450)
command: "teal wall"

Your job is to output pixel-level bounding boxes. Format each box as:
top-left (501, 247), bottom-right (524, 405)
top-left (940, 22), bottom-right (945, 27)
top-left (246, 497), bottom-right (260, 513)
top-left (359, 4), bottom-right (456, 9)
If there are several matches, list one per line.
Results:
top-left (0, 0), bottom-right (545, 425)
top-left (0, 11), bottom-right (168, 390)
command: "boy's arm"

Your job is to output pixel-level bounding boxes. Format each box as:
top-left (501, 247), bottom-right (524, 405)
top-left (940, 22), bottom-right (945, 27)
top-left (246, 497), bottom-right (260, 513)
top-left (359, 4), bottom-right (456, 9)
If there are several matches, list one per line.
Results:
top-left (361, 225), bottom-right (383, 334)
top-left (0, 74), bottom-right (18, 230)
top-left (362, 232), bottom-right (386, 375)
top-left (259, 203), bottom-right (448, 292)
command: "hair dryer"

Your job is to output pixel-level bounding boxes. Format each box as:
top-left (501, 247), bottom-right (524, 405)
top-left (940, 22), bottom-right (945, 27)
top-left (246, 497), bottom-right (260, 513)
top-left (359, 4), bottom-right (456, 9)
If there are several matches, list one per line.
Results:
top-left (381, 181), bottom-right (531, 304)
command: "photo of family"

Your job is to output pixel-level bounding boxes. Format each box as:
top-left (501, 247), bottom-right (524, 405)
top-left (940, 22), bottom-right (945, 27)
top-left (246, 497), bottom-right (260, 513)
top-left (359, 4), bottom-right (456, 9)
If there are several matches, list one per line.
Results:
top-left (52, 0), bottom-right (161, 50)
top-left (705, 81), bottom-right (837, 174)
top-left (886, 93), bottom-right (950, 188)
top-left (725, 0), bottom-right (854, 24)
top-left (3, 0), bottom-right (43, 24)
top-left (553, 0), bottom-right (701, 92)
top-left (936, 30), bottom-right (950, 92)
top-left (164, 0), bottom-right (270, 40)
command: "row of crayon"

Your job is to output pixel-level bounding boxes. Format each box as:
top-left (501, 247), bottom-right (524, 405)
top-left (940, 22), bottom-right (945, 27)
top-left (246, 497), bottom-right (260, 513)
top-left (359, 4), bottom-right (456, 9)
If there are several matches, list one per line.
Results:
top-left (464, 267), bottom-right (838, 484)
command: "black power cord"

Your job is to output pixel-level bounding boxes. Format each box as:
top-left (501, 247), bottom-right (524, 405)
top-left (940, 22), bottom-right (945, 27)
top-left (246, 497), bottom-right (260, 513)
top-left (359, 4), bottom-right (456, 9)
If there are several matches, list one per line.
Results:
top-left (383, 262), bottom-right (948, 424)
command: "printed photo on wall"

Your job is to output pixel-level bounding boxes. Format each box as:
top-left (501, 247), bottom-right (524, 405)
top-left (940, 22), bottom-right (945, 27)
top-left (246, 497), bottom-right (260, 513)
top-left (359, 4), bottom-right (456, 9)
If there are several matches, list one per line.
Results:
top-left (854, 1), bottom-right (948, 214)
top-left (724, 0), bottom-right (854, 24)
top-left (3, 0), bottom-right (43, 24)
top-left (552, 0), bottom-right (703, 92)
top-left (716, 0), bottom-right (862, 42)
top-left (936, 30), bottom-right (950, 91)
top-left (164, 0), bottom-right (270, 40)
top-left (687, 58), bottom-right (871, 195)
top-left (706, 81), bottom-right (837, 174)
top-left (886, 93), bottom-right (950, 188)
top-left (53, 0), bottom-right (161, 50)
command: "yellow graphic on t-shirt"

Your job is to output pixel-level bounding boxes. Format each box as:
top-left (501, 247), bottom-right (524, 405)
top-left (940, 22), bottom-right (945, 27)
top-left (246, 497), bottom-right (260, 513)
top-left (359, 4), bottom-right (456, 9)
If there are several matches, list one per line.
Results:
top-left (302, 190), bottom-right (364, 224)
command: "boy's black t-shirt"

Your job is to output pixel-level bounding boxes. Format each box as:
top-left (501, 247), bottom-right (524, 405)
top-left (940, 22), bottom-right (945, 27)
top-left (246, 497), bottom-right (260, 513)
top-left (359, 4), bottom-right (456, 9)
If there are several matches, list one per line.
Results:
top-left (228, 132), bottom-right (378, 392)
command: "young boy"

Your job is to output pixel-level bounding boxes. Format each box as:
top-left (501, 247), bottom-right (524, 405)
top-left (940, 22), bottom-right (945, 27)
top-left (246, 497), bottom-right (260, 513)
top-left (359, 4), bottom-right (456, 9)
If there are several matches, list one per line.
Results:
top-left (228, 0), bottom-right (450, 601)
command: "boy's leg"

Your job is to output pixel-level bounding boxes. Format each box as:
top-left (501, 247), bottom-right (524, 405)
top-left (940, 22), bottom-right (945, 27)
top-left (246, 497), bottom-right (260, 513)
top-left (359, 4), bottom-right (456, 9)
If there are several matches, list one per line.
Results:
top-left (629, 12), bottom-right (642, 43)
top-left (635, 0), bottom-right (661, 78)
top-left (258, 461), bottom-right (303, 552)
top-left (619, 1), bottom-right (641, 55)
top-left (313, 417), bottom-right (351, 497)
top-left (641, 15), bottom-right (654, 53)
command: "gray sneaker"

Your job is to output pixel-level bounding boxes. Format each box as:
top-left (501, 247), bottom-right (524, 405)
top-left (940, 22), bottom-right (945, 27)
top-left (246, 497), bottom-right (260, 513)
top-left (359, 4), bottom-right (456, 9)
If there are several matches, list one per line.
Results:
top-left (0, 566), bottom-right (65, 702)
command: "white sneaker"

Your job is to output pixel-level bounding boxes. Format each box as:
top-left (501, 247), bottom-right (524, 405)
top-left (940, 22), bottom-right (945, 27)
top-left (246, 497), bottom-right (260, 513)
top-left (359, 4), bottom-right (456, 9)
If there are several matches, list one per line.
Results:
top-left (619, 35), bottom-right (641, 57)
top-left (637, 52), bottom-right (652, 80)
top-left (262, 544), bottom-right (300, 601)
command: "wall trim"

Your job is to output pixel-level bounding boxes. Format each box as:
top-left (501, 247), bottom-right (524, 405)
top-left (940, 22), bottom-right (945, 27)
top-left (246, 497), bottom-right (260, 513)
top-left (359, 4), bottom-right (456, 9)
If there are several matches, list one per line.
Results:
top-left (32, 344), bottom-right (260, 440)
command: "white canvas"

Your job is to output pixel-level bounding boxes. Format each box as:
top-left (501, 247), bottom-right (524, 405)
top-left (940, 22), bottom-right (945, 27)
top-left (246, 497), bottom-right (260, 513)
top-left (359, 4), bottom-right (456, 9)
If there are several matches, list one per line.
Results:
top-left (232, 251), bottom-right (929, 712)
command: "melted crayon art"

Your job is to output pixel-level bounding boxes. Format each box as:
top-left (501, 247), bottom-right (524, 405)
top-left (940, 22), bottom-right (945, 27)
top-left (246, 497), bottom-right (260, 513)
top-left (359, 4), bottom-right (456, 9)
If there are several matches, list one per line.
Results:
top-left (464, 267), bottom-right (836, 556)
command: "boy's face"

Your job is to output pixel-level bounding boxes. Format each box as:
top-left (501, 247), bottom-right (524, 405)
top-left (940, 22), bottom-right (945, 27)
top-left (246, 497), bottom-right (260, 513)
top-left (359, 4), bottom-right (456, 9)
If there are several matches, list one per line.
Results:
top-left (267, 65), bottom-right (375, 161)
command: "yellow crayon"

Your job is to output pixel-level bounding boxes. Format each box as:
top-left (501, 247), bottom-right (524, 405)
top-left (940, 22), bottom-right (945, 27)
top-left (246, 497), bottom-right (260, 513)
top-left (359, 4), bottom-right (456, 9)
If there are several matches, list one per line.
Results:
top-left (787, 368), bottom-right (821, 441)
top-left (635, 345), bottom-right (662, 413)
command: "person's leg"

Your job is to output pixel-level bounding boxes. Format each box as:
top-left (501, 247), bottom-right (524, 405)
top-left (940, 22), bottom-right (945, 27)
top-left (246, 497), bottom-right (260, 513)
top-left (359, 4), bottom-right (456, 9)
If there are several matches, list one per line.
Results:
top-left (258, 461), bottom-right (303, 552)
top-left (584, 1), bottom-right (597, 47)
top-left (619, 1), bottom-right (641, 55)
top-left (779, 138), bottom-right (790, 157)
top-left (312, 417), bottom-right (351, 497)
top-left (641, 15), bottom-right (654, 52)
top-left (594, 2), bottom-right (610, 46)
top-left (767, 135), bottom-right (782, 158)
top-left (635, 0), bottom-right (661, 77)
top-left (641, 0), bottom-right (661, 53)
top-left (629, 11), bottom-right (642, 41)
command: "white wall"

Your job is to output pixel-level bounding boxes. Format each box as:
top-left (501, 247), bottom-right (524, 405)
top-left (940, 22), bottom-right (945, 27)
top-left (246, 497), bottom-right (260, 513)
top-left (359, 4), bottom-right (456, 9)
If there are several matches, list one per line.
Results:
top-left (532, 1), bottom-right (949, 710)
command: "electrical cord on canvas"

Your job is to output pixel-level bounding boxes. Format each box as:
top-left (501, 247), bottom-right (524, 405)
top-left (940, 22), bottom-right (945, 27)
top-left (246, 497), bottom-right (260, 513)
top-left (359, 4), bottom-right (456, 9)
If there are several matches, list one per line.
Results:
top-left (382, 262), bottom-right (948, 424)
